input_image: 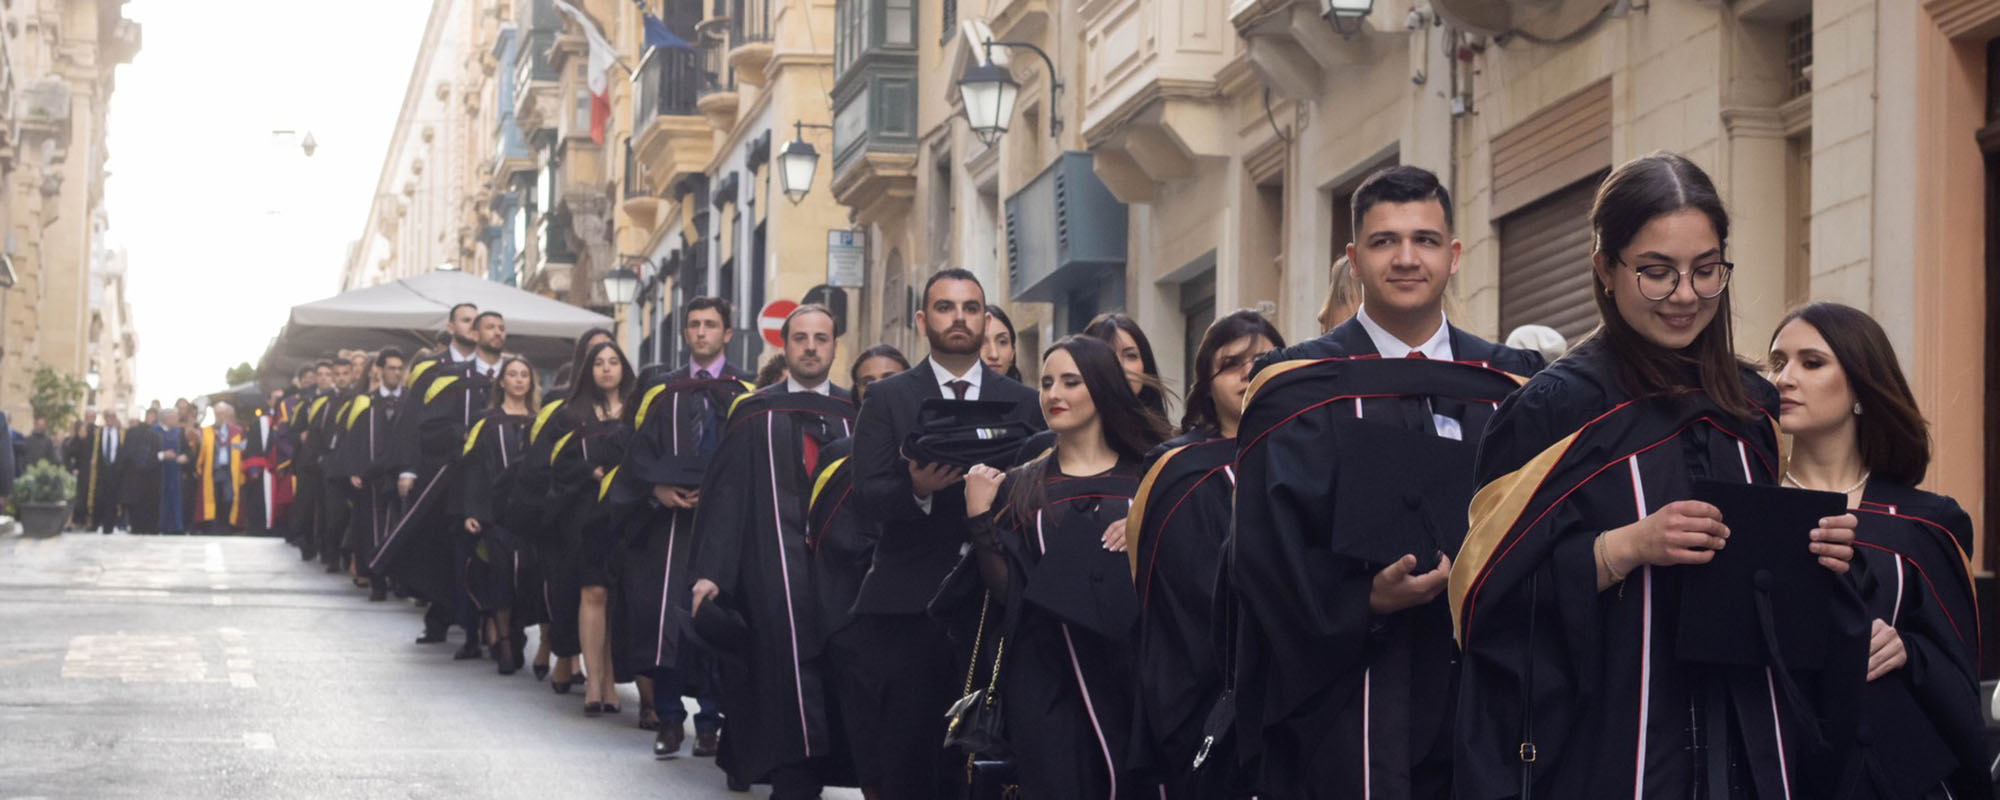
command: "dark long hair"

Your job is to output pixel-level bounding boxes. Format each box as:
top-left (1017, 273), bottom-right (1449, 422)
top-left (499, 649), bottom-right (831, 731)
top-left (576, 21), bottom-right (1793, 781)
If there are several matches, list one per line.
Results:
top-left (849, 344), bottom-right (910, 406)
top-left (1587, 152), bottom-right (1756, 417)
top-left (566, 327), bottom-right (615, 386)
top-left (1181, 310), bottom-right (1285, 435)
top-left (1082, 312), bottom-right (1169, 418)
top-left (986, 305), bottom-right (1023, 381)
top-left (571, 341), bottom-right (636, 421)
top-left (1004, 336), bottom-right (1172, 525)
top-left (1772, 303), bottom-right (1931, 486)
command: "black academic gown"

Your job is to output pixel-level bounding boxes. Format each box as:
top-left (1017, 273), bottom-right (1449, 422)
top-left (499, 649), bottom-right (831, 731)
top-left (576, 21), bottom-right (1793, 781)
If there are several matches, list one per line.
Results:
top-left (458, 409), bottom-right (535, 619)
top-left (1847, 484), bottom-right (1988, 800)
top-left (372, 363), bottom-right (488, 604)
top-left (329, 392), bottom-right (396, 577)
top-left (1229, 323), bottom-right (1543, 800)
top-left (972, 465), bottom-right (1143, 800)
top-left (1127, 430), bottom-right (1237, 796)
top-left (543, 407), bottom-right (631, 659)
top-left (317, 390), bottom-right (363, 559)
top-left (118, 423), bottom-right (164, 534)
top-left (688, 385), bottom-right (858, 788)
top-left (1451, 338), bottom-right (1870, 799)
top-left (506, 398), bottom-right (575, 629)
top-left (615, 369), bottom-right (752, 677)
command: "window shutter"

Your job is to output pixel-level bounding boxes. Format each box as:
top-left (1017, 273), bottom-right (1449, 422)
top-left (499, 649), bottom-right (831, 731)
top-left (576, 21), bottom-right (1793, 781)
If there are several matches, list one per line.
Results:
top-left (1499, 178), bottom-right (1601, 342)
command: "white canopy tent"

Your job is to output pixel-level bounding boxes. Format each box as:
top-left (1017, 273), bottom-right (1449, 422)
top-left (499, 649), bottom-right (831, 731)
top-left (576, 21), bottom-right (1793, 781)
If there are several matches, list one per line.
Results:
top-left (256, 270), bottom-right (613, 387)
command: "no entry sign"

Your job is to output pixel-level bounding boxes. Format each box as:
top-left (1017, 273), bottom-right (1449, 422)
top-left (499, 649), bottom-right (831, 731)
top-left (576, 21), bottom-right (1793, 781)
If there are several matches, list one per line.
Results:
top-left (759, 299), bottom-right (798, 347)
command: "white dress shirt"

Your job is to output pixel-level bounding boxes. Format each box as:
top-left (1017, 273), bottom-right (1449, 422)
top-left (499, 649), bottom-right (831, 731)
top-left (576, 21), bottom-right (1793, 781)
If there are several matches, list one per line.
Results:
top-left (928, 357), bottom-right (983, 401)
top-left (1354, 305), bottom-right (1462, 441)
top-left (785, 376), bottom-right (832, 396)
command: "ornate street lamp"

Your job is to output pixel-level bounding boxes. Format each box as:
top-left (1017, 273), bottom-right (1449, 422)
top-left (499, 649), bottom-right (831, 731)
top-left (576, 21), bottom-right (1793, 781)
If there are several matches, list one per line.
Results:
top-left (84, 367), bottom-right (100, 393)
top-left (776, 121), bottom-right (835, 204)
top-left (601, 266), bottom-right (641, 306)
top-left (1323, 0), bottom-right (1375, 37)
top-left (956, 40), bottom-right (1062, 146)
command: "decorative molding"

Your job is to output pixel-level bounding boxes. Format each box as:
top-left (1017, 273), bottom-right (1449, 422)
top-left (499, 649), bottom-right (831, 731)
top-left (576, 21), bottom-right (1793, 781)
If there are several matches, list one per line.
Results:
top-left (1720, 105), bottom-right (1786, 140)
top-left (1925, 0), bottom-right (2000, 40)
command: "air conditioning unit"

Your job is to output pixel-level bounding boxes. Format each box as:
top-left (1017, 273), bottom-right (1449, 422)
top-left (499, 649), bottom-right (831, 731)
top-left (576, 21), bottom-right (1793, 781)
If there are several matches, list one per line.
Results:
top-left (1005, 152), bottom-right (1127, 303)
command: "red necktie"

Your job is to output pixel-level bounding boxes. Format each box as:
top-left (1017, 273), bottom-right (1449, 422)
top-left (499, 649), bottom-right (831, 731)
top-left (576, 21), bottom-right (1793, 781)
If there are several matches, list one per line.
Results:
top-left (802, 436), bottom-right (819, 477)
top-left (947, 380), bottom-right (971, 399)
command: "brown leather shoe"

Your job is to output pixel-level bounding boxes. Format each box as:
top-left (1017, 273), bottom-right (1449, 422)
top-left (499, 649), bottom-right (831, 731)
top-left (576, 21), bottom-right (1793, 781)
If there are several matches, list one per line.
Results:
top-left (653, 727), bottom-right (684, 760)
top-left (693, 731), bottom-right (720, 758)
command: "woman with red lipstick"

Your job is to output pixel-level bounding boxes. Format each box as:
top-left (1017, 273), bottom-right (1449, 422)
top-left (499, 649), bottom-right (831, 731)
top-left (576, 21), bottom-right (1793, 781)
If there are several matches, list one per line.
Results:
top-left (1768, 302), bottom-right (1984, 798)
top-left (961, 335), bottom-right (1172, 799)
top-left (1451, 153), bottom-right (1867, 798)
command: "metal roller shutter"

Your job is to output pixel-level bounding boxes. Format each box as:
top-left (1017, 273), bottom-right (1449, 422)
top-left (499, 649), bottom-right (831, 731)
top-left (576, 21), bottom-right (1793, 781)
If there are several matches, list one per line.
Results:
top-left (1499, 177), bottom-right (1601, 342)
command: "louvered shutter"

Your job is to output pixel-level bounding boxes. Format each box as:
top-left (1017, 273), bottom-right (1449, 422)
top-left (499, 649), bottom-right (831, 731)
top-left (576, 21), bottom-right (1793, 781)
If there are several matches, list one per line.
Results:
top-left (1499, 178), bottom-right (1601, 342)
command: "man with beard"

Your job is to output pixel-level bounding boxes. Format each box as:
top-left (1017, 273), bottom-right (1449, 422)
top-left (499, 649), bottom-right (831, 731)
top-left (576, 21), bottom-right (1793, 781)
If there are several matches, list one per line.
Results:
top-left (623, 296), bottom-right (747, 760)
top-left (376, 308), bottom-right (501, 654)
top-left (846, 269), bottom-right (1042, 798)
top-left (687, 304), bottom-right (855, 797)
top-left (291, 361), bottom-right (338, 558)
top-left (118, 407), bottom-right (165, 534)
top-left (312, 356), bottom-right (364, 567)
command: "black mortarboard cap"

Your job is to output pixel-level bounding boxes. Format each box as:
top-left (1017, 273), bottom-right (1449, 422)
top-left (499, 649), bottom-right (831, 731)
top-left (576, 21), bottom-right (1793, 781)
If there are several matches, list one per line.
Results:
top-left (1674, 479), bottom-right (1845, 669)
top-left (903, 398), bottom-right (1035, 468)
top-left (1325, 417), bottom-right (1477, 568)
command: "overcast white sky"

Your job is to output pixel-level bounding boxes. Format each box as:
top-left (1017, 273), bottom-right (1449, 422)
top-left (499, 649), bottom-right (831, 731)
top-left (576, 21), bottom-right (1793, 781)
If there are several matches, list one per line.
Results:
top-left (105, 0), bottom-right (436, 405)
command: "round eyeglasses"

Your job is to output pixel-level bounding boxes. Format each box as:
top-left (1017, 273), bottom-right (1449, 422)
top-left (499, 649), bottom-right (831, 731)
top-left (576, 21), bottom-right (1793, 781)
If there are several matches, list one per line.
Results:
top-left (1617, 258), bottom-right (1733, 301)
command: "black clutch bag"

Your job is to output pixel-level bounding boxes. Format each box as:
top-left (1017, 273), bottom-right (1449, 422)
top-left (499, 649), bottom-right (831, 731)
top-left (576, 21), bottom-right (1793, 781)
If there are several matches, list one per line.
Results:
top-left (903, 399), bottom-right (1035, 468)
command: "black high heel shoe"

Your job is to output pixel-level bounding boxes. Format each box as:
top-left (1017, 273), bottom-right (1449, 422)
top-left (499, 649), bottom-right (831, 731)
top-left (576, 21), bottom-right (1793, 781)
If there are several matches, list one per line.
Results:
top-left (584, 702), bottom-right (604, 717)
top-left (553, 676), bottom-right (573, 694)
top-left (532, 662), bottom-right (550, 680)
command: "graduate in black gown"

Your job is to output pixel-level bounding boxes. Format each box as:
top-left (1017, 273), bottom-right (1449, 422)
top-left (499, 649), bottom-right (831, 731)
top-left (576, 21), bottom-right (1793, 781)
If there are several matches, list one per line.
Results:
top-left (805, 345), bottom-right (907, 794)
top-left (618, 297), bottom-right (748, 756)
top-left (332, 349), bottom-right (407, 601)
top-left (458, 355), bottom-right (540, 675)
top-left (688, 305), bottom-right (858, 798)
top-left (511, 328), bottom-right (611, 688)
top-left (548, 340), bottom-right (636, 714)
top-left (962, 335), bottom-right (1172, 799)
top-left (1229, 165), bottom-right (1545, 800)
top-left (1768, 303), bottom-right (1989, 799)
top-left (1127, 311), bottom-right (1280, 797)
top-left (374, 306), bottom-right (497, 650)
top-left (1451, 153), bottom-right (1868, 798)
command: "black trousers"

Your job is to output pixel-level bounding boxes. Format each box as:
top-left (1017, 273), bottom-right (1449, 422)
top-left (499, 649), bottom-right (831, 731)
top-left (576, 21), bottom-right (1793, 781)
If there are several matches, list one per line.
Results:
top-left (840, 613), bottom-right (959, 800)
top-left (319, 477), bottom-right (350, 566)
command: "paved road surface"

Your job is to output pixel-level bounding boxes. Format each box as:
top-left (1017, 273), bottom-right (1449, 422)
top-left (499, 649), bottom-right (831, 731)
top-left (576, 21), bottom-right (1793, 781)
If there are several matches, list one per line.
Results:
top-left (0, 530), bottom-right (863, 799)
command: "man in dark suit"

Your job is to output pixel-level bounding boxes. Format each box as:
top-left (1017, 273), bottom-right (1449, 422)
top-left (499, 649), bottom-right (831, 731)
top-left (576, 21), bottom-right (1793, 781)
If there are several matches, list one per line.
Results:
top-left (846, 268), bottom-right (1042, 799)
top-left (21, 416), bottom-right (58, 471)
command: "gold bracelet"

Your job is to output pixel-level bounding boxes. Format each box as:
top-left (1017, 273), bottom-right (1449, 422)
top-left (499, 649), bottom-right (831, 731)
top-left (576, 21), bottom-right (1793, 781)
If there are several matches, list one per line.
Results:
top-left (1596, 532), bottom-right (1626, 583)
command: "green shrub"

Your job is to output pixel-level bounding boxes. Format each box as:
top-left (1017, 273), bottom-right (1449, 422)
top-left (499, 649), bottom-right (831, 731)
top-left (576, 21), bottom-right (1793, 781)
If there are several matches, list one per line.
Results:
top-left (14, 460), bottom-right (76, 504)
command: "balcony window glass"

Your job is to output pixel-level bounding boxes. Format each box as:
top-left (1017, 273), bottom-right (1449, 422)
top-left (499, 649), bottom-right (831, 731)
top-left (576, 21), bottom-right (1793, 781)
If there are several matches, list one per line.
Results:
top-left (836, 0), bottom-right (864, 75)
top-left (885, 0), bottom-right (913, 46)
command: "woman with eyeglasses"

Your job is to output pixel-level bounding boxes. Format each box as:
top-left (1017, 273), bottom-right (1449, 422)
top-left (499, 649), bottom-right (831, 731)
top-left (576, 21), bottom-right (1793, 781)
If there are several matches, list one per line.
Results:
top-left (1128, 310), bottom-right (1282, 797)
top-left (962, 335), bottom-right (1173, 799)
top-left (1451, 153), bottom-right (1867, 798)
top-left (1768, 303), bottom-right (1985, 798)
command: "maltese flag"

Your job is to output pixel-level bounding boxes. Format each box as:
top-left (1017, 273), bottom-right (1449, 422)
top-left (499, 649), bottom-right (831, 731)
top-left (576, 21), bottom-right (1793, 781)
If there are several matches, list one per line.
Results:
top-left (553, 0), bottom-right (617, 144)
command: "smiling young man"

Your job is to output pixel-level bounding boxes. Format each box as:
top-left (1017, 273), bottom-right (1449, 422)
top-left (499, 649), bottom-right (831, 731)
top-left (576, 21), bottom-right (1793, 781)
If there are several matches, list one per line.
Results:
top-left (1227, 165), bottom-right (1546, 798)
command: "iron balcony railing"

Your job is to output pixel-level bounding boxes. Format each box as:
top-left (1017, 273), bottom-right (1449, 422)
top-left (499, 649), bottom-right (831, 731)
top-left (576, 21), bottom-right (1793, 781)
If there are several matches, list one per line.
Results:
top-left (731, 0), bottom-right (772, 46)
top-left (633, 44), bottom-right (702, 130)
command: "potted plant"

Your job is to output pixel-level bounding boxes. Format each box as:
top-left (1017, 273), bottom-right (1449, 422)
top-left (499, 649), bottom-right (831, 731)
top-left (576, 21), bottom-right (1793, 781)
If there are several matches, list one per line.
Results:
top-left (13, 460), bottom-right (76, 538)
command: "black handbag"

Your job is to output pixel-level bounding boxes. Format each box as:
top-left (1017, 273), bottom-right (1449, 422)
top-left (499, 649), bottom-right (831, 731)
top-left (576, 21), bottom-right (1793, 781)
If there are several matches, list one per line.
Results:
top-left (944, 593), bottom-right (1019, 799)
